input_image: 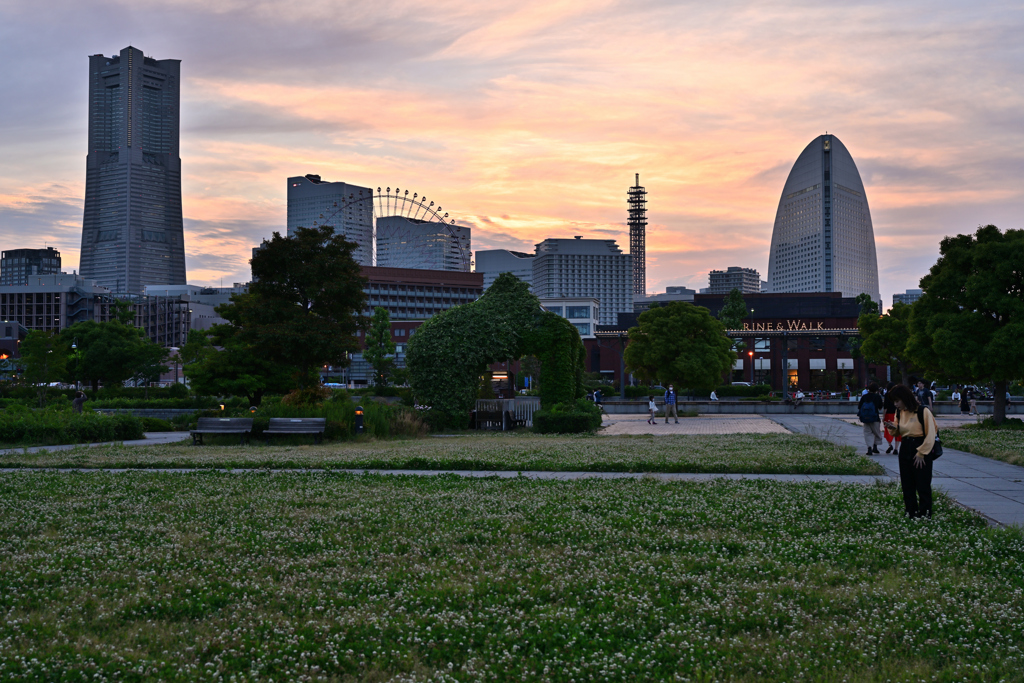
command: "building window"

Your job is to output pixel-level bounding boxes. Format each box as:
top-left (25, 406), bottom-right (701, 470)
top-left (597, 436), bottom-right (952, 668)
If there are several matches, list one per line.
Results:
top-left (566, 306), bottom-right (590, 319)
top-left (546, 306), bottom-right (563, 316)
top-left (754, 338), bottom-right (771, 351)
top-left (809, 337), bottom-right (825, 352)
top-left (573, 323), bottom-right (590, 335)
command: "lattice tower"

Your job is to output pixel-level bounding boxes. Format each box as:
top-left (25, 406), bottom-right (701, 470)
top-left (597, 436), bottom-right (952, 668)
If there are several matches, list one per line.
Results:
top-left (627, 173), bottom-right (647, 298)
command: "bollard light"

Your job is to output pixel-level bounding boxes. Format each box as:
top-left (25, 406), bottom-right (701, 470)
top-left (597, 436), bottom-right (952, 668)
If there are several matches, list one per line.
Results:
top-left (250, 406), bottom-right (257, 414)
top-left (355, 406), bottom-right (365, 434)
top-left (219, 404), bottom-right (225, 411)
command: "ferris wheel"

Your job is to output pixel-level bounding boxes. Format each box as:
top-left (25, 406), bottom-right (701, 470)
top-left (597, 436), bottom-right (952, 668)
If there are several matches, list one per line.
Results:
top-left (311, 186), bottom-right (471, 271)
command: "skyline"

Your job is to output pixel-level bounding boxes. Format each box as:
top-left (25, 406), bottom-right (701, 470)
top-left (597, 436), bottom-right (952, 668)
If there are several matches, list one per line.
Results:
top-left (1, 1), bottom-right (1023, 302)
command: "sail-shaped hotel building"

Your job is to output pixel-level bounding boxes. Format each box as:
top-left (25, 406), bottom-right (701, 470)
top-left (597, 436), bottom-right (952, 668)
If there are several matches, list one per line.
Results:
top-left (765, 134), bottom-right (880, 305)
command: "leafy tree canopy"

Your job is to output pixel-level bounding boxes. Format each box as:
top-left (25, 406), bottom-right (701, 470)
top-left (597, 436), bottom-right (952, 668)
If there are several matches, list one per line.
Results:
top-left (60, 320), bottom-right (161, 392)
top-left (718, 288), bottom-right (748, 331)
top-left (907, 224), bottom-right (1024, 424)
top-left (363, 307), bottom-right (396, 390)
top-left (182, 324), bottom-right (294, 407)
top-left (222, 226), bottom-right (367, 388)
top-left (21, 330), bottom-right (69, 407)
top-left (858, 301), bottom-right (914, 386)
top-left (624, 301), bottom-right (735, 392)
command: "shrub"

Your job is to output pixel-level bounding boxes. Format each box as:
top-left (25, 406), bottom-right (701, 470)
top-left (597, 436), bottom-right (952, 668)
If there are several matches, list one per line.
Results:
top-left (0, 410), bottom-right (143, 446)
top-left (139, 417), bottom-right (175, 432)
top-left (533, 399), bottom-right (603, 434)
top-left (281, 386), bottom-right (331, 406)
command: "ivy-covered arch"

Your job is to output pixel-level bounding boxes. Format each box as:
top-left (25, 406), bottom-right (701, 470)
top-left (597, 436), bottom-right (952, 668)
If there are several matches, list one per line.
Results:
top-left (406, 273), bottom-right (585, 427)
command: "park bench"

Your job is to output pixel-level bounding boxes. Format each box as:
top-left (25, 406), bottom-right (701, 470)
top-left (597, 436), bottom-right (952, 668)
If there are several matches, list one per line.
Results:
top-left (263, 417), bottom-right (327, 445)
top-left (190, 417), bottom-right (254, 446)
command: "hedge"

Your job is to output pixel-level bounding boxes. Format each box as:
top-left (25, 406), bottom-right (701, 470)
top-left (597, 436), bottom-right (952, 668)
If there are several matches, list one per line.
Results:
top-left (0, 408), bottom-right (144, 446)
top-left (533, 399), bottom-right (603, 434)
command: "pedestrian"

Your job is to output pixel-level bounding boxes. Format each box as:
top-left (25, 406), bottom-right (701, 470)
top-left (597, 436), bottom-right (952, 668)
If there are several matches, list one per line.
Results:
top-left (916, 381), bottom-right (934, 410)
top-left (794, 389), bottom-right (804, 407)
top-left (594, 388), bottom-right (602, 406)
top-left (587, 390), bottom-right (594, 402)
top-left (883, 384), bottom-right (938, 519)
top-left (709, 389), bottom-right (718, 401)
top-left (882, 381), bottom-right (902, 453)
top-left (857, 382), bottom-right (884, 455)
top-left (951, 386), bottom-right (961, 403)
top-left (647, 395), bottom-right (657, 425)
top-left (958, 388), bottom-right (970, 415)
top-left (71, 391), bottom-right (89, 414)
top-left (664, 384), bottom-right (679, 423)
top-left (968, 387), bottom-right (977, 415)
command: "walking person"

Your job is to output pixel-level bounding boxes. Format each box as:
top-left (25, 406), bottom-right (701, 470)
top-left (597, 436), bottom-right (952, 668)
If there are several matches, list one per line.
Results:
top-left (857, 382), bottom-right (884, 455)
top-left (968, 386), bottom-right (977, 415)
top-left (647, 395), bottom-right (657, 425)
top-left (958, 388), bottom-right (970, 416)
top-left (883, 384), bottom-right (938, 519)
top-left (882, 382), bottom-right (901, 453)
top-left (916, 381), bottom-right (934, 410)
top-left (664, 384), bottom-right (679, 423)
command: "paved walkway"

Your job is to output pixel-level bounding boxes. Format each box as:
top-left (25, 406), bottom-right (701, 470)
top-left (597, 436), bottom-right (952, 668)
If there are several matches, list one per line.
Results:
top-left (600, 413), bottom-right (789, 435)
top-left (0, 431), bottom-right (190, 456)
top-left (769, 414), bottom-right (1024, 527)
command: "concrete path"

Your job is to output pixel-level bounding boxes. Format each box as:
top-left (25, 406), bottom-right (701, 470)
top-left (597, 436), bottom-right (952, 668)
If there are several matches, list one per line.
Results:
top-left (0, 431), bottom-right (190, 456)
top-left (600, 413), bottom-right (789, 436)
top-left (768, 414), bottom-right (1024, 528)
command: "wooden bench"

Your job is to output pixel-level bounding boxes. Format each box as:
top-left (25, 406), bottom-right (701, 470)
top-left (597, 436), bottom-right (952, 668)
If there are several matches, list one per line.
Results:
top-left (264, 417), bottom-right (327, 445)
top-left (190, 417), bottom-right (254, 446)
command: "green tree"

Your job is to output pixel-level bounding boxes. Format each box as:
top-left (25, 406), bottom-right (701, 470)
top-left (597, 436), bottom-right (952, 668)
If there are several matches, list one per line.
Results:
top-left (220, 226), bottom-right (367, 389)
top-left (111, 299), bottom-right (136, 325)
top-left (127, 342), bottom-right (169, 399)
top-left (907, 225), bottom-right (1024, 425)
top-left (362, 307), bottom-right (396, 390)
top-left (858, 301), bottom-right (914, 386)
top-left (718, 288), bottom-right (748, 331)
top-left (624, 301), bottom-right (735, 391)
top-left (20, 331), bottom-right (69, 407)
top-left (855, 293), bottom-right (879, 316)
top-left (182, 324), bottom-right (293, 407)
top-left (60, 320), bottom-right (159, 392)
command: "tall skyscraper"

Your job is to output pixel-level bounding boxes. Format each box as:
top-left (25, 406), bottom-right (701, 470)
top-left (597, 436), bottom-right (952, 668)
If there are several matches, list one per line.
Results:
top-left (531, 237), bottom-right (632, 326)
top-left (80, 46), bottom-right (186, 294)
top-left (628, 173), bottom-right (647, 298)
top-left (376, 216), bottom-right (470, 272)
top-left (287, 175), bottom-right (373, 266)
top-left (0, 247), bottom-right (61, 286)
top-left (766, 134), bottom-right (880, 304)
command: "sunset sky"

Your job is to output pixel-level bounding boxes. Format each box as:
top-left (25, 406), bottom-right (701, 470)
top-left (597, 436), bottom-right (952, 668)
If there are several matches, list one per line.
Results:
top-left (1, 0), bottom-right (1022, 302)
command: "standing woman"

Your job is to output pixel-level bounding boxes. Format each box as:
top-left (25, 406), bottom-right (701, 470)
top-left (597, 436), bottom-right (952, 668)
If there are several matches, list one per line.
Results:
top-left (959, 387), bottom-right (970, 415)
top-left (882, 382), bottom-right (901, 454)
top-left (883, 384), bottom-right (938, 518)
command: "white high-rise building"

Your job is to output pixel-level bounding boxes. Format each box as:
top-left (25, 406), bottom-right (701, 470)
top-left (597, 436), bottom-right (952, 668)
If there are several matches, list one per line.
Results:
top-left (287, 175), bottom-right (373, 266)
top-left (766, 134), bottom-right (880, 305)
top-left (893, 289), bottom-right (923, 307)
top-left (474, 249), bottom-right (536, 291)
top-left (530, 237), bottom-right (632, 326)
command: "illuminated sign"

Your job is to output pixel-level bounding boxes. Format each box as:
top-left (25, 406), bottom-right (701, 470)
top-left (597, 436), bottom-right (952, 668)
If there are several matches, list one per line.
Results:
top-left (730, 320), bottom-right (828, 331)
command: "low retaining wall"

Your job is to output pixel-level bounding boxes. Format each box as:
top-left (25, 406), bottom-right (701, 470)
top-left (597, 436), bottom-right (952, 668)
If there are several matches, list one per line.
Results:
top-left (600, 401), bottom-right (1022, 415)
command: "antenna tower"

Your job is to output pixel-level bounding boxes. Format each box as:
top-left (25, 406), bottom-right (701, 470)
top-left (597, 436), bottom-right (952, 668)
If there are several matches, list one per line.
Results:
top-left (627, 173), bottom-right (647, 297)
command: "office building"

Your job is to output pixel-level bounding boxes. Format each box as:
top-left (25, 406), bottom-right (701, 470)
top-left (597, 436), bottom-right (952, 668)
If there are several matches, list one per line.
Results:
top-left (893, 289), bottom-right (923, 307)
top-left (766, 134), bottom-right (880, 305)
top-left (0, 274), bottom-right (190, 346)
top-left (287, 175), bottom-right (373, 266)
top-left (376, 216), bottom-right (470, 271)
top-left (143, 283), bottom-right (248, 330)
top-left (0, 248), bottom-right (61, 286)
top-left (539, 297), bottom-right (600, 338)
top-left (634, 286), bottom-right (695, 313)
top-left (80, 46), bottom-right (187, 294)
top-left (530, 237), bottom-right (632, 326)
top-left (474, 249), bottom-right (536, 291)
top-left (707, 267), bottom-right (761, 295)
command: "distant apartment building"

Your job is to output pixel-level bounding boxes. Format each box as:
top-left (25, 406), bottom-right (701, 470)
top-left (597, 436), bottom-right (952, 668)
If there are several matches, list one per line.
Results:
top-left (539, 297), bottom-right (600, 338)
top-left (376, 216), bottom-right (471, 272)
top-left (530, 237), bottom-right (632, 326)
top-left (634, 286), bottom-right (696, 313)
top-left (893, 289), bottom-right (923, 307)
top-left (0, 247), bottom-right (61, 286)
top-left (707, 267), bottom-right (762, 295)
top-left (287, 174), bottom-right (373, 266)
top-left (474, 249), bottom-right (536, 291)
top-left (143, 283), bottom-right (248, 330)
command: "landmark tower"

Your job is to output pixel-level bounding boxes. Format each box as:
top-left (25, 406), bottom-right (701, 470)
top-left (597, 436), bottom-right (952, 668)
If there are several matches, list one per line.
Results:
top-left (80, 46), bottom-right (186, 293)
top-left (628, 173), bottom-right (647, 298)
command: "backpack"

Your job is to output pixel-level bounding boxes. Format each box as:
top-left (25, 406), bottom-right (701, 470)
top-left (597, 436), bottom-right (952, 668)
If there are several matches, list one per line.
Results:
top-left (858, 397), bottom-right (880, 423)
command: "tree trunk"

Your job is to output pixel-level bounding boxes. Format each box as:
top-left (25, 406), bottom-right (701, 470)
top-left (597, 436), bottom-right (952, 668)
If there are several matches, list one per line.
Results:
top-left (899, 361), bottom-right (909, 388)
top-left (993, 379), bottom-right (1007, 425)
top-left (91, 379), bottom-right (99, 393)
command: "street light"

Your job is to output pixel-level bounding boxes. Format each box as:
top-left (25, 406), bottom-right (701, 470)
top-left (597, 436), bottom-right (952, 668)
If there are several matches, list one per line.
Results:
top-left (748, 350), bottom-right (755, 384)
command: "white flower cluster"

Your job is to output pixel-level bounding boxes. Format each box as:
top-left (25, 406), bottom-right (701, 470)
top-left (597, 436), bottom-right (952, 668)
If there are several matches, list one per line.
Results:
top-left (9, 434), bottom-right (882, 476)
top-left (0, 472), bottom-right (1021, 681)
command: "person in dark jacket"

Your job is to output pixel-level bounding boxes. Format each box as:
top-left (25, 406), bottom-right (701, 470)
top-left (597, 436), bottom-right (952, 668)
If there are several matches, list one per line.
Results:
top-left (71, 391), bottom-right (88, 414)
top-left (883, 382), bottom-right (901, 453)
top-left (858, 382), bottom-right (884, 455)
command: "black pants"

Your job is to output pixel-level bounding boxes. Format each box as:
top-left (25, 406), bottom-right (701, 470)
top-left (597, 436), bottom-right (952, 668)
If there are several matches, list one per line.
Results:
top-left (898, 436), bottom-right (932, 517)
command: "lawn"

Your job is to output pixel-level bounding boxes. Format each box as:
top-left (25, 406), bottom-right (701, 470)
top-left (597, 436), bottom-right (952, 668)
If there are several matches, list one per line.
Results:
top-left (0, 472), bottom-right (1021, 681)
top-left (0, 433), bottom-right (885, 475)
top-left (941, 428), bottom-right (1024, 467)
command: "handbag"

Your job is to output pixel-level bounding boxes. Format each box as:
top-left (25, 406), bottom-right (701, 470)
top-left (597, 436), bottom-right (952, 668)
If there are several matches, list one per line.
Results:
top-left (917, 405), bottom-right (943, 459)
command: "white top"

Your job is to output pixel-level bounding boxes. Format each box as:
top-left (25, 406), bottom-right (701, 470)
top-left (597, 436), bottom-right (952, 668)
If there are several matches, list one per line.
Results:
top-left (648, 400), bottom-right (657, 411)
top-left (710, 391), bottom-right (718, 401)
top-left (952, 391), bottom-right (961, 400)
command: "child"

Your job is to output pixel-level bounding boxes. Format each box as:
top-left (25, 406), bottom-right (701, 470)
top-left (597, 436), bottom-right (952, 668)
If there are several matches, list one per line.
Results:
top-left (647, 395), bottom-right (657, 425)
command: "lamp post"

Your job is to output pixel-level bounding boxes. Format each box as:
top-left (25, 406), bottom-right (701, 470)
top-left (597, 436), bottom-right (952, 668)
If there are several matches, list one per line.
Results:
top-left (748, 350), bottom-right (754, 384)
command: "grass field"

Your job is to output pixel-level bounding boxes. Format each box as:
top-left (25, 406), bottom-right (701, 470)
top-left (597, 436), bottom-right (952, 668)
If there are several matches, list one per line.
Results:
top-left (0, 472), bottom-right (1021, 681)
top-left (0, 433), bottom-right (884, 475)
top-left (942, 429), bottom-right (1024, 467)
